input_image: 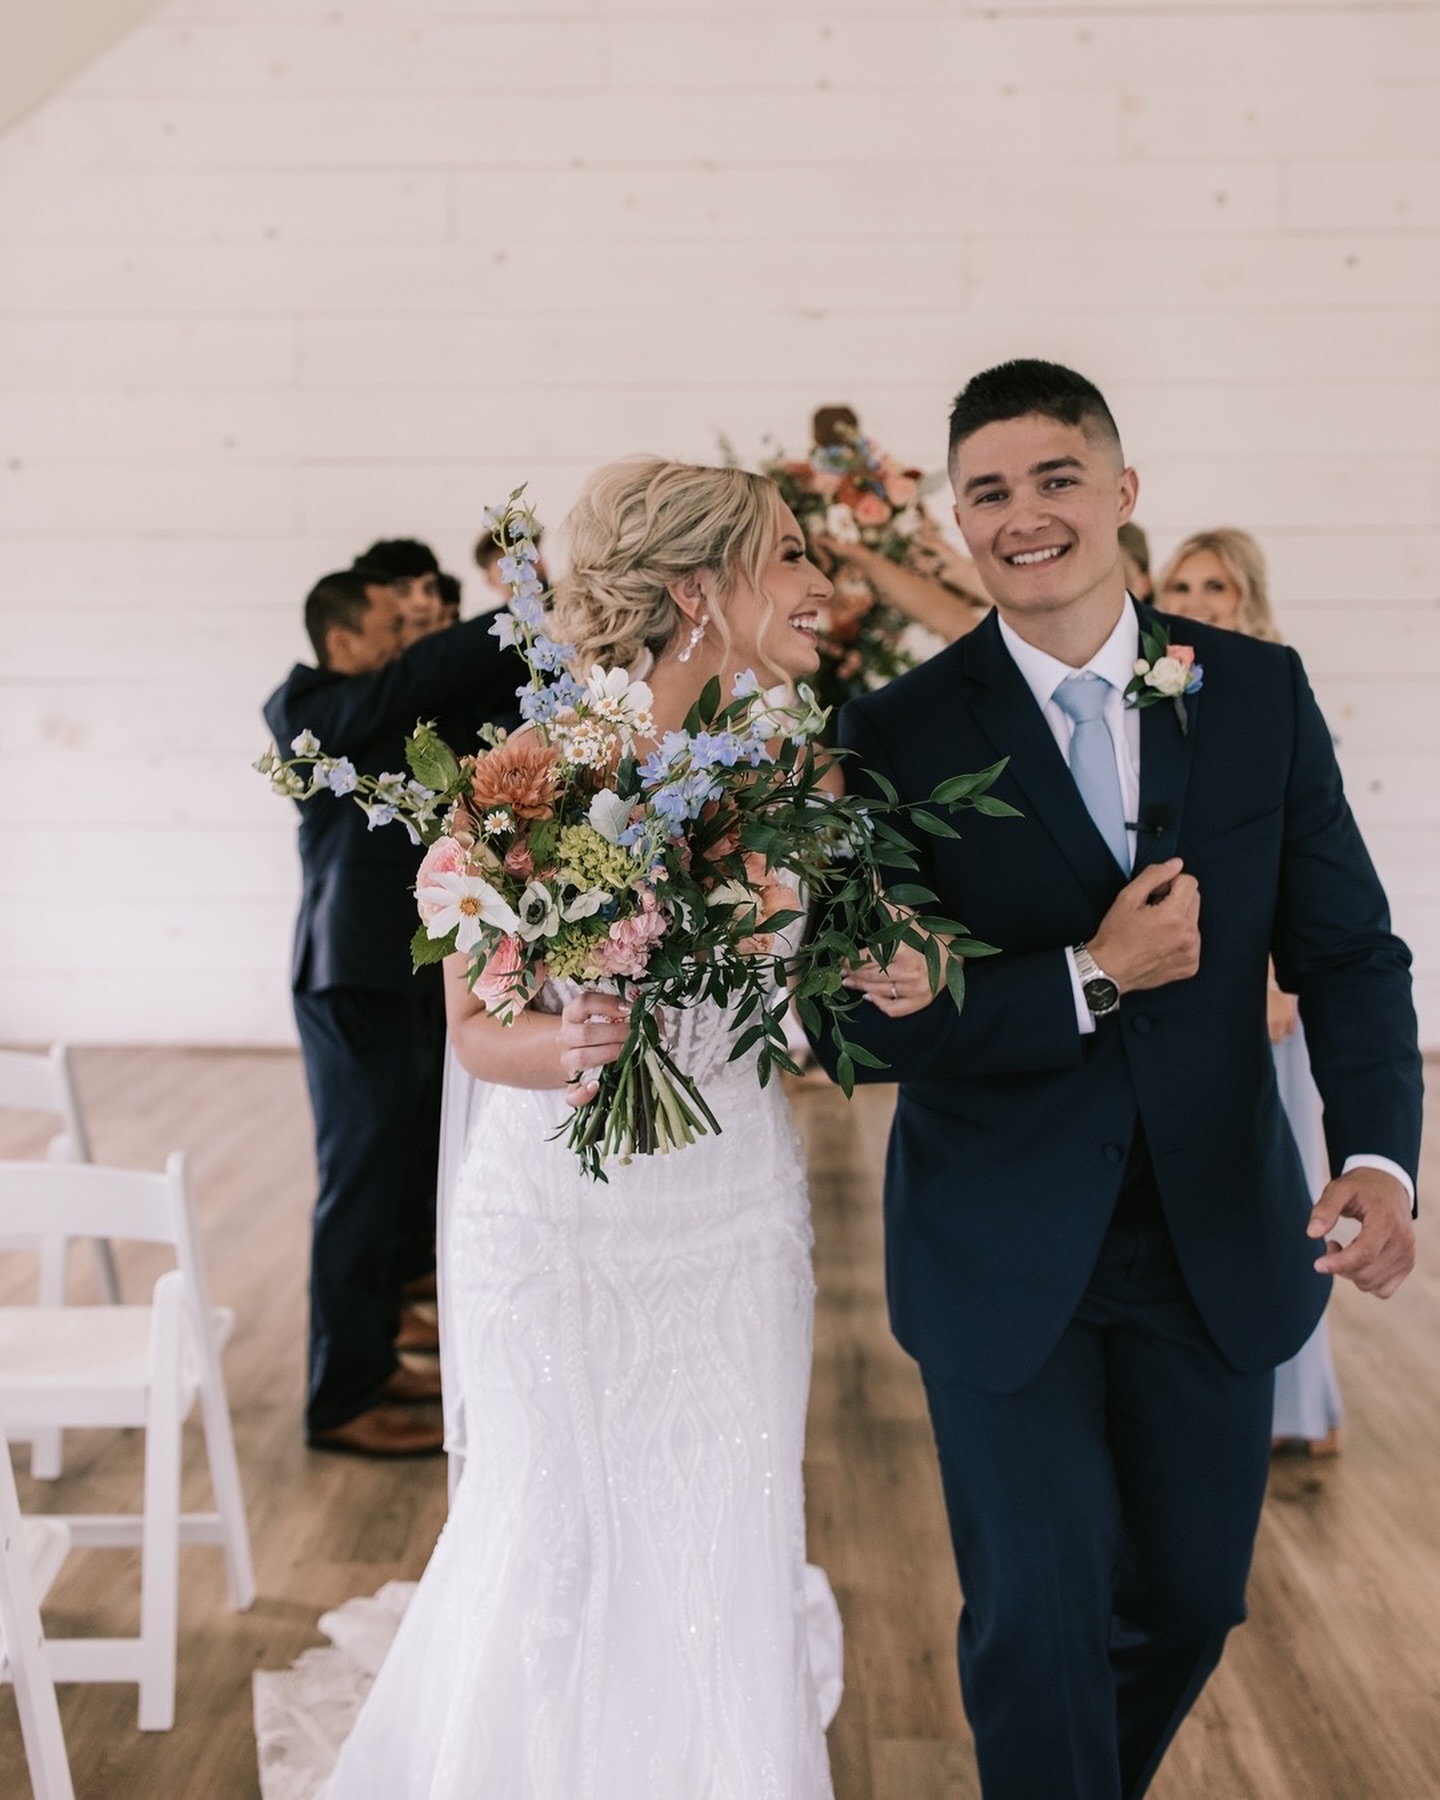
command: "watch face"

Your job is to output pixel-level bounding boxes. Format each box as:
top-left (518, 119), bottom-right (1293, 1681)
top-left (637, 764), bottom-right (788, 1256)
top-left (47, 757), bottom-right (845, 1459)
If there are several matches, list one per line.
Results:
top-left (1083, 976), bottom-right (1120, 1013)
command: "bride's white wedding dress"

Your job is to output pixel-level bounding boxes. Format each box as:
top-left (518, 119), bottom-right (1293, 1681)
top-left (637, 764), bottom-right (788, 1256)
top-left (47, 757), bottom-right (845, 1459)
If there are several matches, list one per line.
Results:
top-left (269, 991), bottom-right (837, 1800)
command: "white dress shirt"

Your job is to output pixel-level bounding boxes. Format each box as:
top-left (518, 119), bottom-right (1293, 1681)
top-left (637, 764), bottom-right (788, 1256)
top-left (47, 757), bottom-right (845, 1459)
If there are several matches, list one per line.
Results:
top-left (996, 604), bottom-right (1139, 1038)
top-left (995, 602), bottom-right (1414, 1206)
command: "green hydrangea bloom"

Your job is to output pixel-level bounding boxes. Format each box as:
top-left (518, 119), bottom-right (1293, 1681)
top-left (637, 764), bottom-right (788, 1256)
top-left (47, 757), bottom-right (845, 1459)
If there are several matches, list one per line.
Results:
top-left (555, 823), bottom-right (642, 895)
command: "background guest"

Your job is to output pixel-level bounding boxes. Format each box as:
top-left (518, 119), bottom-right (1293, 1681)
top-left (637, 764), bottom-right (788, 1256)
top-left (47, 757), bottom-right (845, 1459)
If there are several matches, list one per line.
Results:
top-left (474, 523), bottom-right (549, 608)
top-left (437, 570), bottom-right (462, 627)
top-left (262, 571), bottom-right (524, 1457)
top-left (352, 538), bottom-right (447, 647)
top-left (1119, 520), bottom-right (1154, 601)
top-left (1158, 525), bottom-right (1341, 1454)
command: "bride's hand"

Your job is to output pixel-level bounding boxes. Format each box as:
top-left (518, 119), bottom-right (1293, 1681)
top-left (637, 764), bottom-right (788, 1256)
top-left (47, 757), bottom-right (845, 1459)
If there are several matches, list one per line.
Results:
top-left (842, 936), bottom-right (952, 1019)
top-left (556, 992), bottom-right (631, 1106)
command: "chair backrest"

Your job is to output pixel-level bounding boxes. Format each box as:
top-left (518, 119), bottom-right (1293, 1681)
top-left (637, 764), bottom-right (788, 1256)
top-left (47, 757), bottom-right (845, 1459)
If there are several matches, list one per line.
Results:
top-left (0, 1155), bottom-right (214, 1338)
top-left (0, 1047), bottom-right (91, 1164)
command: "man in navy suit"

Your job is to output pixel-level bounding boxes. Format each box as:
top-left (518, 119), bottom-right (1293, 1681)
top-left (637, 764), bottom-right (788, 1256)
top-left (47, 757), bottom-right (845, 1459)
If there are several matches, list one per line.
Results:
top-left (816, 362), bottom-right (1422, 1797)
top-left (264, 569), bottom-right (522, 1456)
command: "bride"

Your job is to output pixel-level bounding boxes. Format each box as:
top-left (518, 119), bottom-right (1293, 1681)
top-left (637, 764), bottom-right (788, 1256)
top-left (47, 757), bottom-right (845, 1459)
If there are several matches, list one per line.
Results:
top-left (307, 460), bottom-right (928, 1799)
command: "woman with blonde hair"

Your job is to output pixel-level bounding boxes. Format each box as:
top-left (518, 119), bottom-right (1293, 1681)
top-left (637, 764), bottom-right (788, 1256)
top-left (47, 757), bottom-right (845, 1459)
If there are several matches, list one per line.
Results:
top-left (1159, 527), bottom-right (1342, 1456)
top-left (286, 460), bottom-right (934, 1800)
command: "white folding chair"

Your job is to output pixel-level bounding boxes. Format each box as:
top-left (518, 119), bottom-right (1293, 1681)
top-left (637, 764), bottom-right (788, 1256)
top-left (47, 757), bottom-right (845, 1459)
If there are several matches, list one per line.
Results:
top-left (0, 1425), bottom-right (75, 1800)
top-left (0, 1046), bottom-right (120, 1304)
top-left (0, 1154), bottom-right (256, 1730)
top-left (0, 1046), bottom-right (122, 1485)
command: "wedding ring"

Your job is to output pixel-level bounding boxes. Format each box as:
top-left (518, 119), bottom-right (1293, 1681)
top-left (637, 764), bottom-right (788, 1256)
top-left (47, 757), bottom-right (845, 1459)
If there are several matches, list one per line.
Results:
top-left (888, 981), bottom-right (898, 1001)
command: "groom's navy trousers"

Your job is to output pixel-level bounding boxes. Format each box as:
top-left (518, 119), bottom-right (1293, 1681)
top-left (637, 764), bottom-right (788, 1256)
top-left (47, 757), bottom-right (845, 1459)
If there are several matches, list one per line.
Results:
top-left (814, 604), bottom-right (1422, 1799)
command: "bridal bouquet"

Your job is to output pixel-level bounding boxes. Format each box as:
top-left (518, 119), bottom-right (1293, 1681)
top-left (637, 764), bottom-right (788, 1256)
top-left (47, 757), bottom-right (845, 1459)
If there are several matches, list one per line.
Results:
top-left (259, 494), bottom-right (1010, 1179)
top-left (760, 430), bottom-right (931, 705)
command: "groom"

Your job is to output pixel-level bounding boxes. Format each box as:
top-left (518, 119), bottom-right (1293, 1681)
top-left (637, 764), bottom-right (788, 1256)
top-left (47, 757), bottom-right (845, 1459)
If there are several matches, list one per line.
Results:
top-left (814, 360), bottom-right (1422, 1797)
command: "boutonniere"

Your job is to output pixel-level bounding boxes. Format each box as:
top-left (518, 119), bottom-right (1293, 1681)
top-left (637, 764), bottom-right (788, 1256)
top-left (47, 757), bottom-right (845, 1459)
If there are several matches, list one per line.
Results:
top-left (1124, 624), bottom-right (1204, 736)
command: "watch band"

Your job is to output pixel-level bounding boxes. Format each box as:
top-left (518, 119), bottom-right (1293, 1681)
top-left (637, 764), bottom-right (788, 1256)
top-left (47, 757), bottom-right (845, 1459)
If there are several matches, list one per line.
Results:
top-left (1072, 942), bottom-right (1121, 1018)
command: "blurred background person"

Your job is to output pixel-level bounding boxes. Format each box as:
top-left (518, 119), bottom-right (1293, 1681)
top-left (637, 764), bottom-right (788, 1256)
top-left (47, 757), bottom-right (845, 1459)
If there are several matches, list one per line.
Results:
top-left (436, 569), bottom-right (462, 627)
top-left (353, 537), bottom-right (447, 647)
top-left (475, 521), bottom-right (549, 610)
top-left (1119, 520), bottom-right (1154, 601)
top-left (1158, 526), bottom-right (1340, 1455)
top-left (263, 569), bottom-right (525, 1458)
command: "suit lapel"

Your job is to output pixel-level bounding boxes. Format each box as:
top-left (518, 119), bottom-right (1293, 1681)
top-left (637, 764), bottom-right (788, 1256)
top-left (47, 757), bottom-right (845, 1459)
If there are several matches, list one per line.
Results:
top-left (958, 613), bottom-right (1124, 914)
top-left (1131, 601), bottom-right (1198, 874)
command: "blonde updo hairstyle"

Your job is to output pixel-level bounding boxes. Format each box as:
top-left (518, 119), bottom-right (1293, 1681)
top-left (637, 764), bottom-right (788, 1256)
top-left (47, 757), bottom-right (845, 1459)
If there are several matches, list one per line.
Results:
top-left (550, 458), bottom-right (788, 677)
top-left (1158, 527), bottom-right (1282, 644)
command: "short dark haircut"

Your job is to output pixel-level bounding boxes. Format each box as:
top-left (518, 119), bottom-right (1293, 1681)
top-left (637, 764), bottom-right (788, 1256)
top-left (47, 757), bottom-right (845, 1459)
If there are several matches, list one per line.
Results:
top-left (474, 525), bottom-right (543, 572)
top-left (351, 537), bottom-right (440, 583)
top-left (948, 360), bottom-right (1123, 466)
top-left (811, 403), bottom-right (859, 448)
top-left (437, 570), bottom-right (462, 615)
top-left (304, 569), bottom-right (379, 666)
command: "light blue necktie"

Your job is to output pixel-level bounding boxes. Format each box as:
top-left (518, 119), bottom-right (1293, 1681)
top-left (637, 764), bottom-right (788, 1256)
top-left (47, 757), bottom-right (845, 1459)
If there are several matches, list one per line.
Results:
top-left (1053, 673), bottom-right (1130, 873)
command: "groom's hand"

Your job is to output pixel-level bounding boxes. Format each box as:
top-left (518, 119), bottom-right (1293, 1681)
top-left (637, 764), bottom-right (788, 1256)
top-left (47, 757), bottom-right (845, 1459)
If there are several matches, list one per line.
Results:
top-left (1087, 859), bottom-right (1200, 994)
top-left (1308, 1168), bottom-right (1415, 1298)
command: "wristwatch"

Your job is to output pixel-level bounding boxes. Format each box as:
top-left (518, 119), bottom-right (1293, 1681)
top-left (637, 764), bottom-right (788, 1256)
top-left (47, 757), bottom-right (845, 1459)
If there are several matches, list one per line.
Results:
top-left (1072, 942), bottom-right (1121, 1020)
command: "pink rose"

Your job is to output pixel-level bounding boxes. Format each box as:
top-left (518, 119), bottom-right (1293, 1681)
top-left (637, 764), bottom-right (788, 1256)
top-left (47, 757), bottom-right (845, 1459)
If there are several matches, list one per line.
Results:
top-left (592, 892), bottom-right (669, 979)
top-left (809, 468), bottom-right (842, 499)
top-left (1168, 643), bottom-right (1196, 668)
top-left (415, 837), bottom-right (469, 928)
top-left (852, 492), bottom-right (891, 528)
top-left (503, 842), bottom-right (535, 879)
top-left (884, 473), bottom-right (919, 507)
top-left (473, 933), bottom-right (540, 1017)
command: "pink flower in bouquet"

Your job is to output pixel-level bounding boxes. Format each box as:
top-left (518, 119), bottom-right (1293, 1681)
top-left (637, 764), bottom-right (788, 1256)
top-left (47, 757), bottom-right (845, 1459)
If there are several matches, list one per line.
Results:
top-left (593, 891), bottom-right (668, 979)
top-left (852, 492), bottom-right (891, 528)
top-left (809, 468), bottom-right (842, 499)
top-left (884, 471), bottom-right (919, 506)
top-left (503, 842), bottom-right (535, 880)
top-left (473, 933), bottom-right (541, 1016)
top-left (1167, 643), bottom-right (1196, 669)
top-left (415, 837), bottom-right (470, 928)
top-left (737, 852), bottom-right (801, 956)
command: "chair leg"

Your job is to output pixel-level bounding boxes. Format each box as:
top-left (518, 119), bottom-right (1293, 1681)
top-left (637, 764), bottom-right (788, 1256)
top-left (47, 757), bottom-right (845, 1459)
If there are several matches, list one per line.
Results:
top-left (196, 1363), bottom-right (256, 1611)
top-left (137, 1275), bottom-right (183, 1731)
top-left (29, 1429), bottom-right (63, 1482)
top-left (0, 1436), bottom-right (76, 1800)
top-left (91, 1237), bottom-right (122, 1306)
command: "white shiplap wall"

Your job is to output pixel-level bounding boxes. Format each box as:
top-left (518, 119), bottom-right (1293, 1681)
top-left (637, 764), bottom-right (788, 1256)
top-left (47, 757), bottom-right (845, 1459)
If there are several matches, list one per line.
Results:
top-left (1, 0), bottom-right (1437, 1046)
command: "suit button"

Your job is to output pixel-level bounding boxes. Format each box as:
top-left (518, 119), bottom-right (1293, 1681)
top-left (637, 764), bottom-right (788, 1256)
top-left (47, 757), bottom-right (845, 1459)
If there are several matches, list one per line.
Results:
top-left (1132, 1015), bottom-right (1152, 1034)
top-left (1103, 1143), bottom-right (1124, 1164)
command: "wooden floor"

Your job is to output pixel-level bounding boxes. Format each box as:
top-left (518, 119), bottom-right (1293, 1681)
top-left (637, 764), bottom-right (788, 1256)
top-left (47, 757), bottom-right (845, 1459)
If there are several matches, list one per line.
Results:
top-left (0, 1049), bottom-right (1436, 1800)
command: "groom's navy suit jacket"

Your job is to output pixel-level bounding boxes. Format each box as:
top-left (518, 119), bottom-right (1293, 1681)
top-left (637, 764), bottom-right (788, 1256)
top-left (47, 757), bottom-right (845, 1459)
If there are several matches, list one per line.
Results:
top-left (818, 602), bottom-right (1422, 1394)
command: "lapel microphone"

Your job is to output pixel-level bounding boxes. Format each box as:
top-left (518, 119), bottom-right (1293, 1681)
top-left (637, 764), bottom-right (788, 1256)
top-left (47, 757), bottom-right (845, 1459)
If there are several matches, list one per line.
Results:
top-left (1126, 804), bottom-right (1175, 835)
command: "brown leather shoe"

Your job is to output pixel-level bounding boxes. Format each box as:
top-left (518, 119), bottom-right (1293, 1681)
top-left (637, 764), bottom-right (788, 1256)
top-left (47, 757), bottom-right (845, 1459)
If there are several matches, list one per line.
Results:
top-left (308, 1406), bottom-right (444, 1458)
top-left (401, 1270), bottom-right (438, 1302)
top-left (394, 1303), bottom-right (440, 1355)
top-left (378, 1362), bottom-right (443, 1404)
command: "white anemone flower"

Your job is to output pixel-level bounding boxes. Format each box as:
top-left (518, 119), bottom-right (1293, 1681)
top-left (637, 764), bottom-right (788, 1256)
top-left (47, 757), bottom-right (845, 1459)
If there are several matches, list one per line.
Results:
top-left (515, 880), bottom-right (562, 942)
top-left (561, 885), bottom-right (610, 923)
top-left (416, 872), bottom-right (520, 952)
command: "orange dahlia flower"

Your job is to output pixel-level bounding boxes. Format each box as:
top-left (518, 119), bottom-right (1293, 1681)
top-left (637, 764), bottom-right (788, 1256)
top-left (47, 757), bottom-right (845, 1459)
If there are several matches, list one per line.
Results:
top-left (469, 735), bottom-right (561, 822)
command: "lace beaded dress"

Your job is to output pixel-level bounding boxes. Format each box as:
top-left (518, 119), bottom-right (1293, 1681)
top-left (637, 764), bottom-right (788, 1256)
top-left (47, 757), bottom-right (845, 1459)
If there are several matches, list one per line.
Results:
top-left (308, 991), bottom-right (838, 1800)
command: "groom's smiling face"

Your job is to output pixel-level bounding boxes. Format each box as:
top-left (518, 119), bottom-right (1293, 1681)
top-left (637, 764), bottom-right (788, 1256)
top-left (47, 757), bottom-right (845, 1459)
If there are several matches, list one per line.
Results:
top-left (950, 412), bottom-right (1137, 625)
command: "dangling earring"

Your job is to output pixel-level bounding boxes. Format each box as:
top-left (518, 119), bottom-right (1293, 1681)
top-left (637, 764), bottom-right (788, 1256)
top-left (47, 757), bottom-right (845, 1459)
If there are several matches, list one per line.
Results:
top-left (677, 613), bottom-right (709, 664)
